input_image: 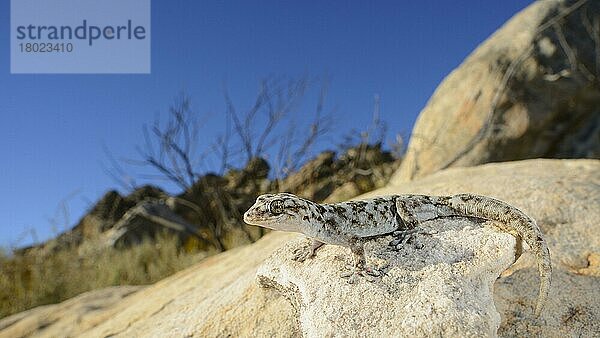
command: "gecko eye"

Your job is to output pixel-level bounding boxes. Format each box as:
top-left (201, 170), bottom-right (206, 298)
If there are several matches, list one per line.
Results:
top-left (268, 200), bottom-right (284, 215)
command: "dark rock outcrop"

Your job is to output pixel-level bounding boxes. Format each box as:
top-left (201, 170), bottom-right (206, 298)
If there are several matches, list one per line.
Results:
top-left (20, 144), bottom-right (397, 256)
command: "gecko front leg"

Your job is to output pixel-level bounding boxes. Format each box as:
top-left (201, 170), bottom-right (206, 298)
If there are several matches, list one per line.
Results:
top-left (391, 228), bottom-right (422, 246)
top-left (292, 238), bottom-right (324, 262)
top-left (351, 243), bottom-right (366, 271)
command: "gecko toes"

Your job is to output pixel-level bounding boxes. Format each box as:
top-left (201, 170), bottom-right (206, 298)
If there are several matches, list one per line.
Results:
top-left (389, 238), bottom-right (403, 247)
top-left (292, 246), bottom-right (313, 262)
top-left (389, 235), bottom-right (415, 249)
top-left (340, 270), bottom-right (353, 278)
top-left (364, 266), bottom-right (381, 277)
top-left (340, 266), bottom-right (382, 283)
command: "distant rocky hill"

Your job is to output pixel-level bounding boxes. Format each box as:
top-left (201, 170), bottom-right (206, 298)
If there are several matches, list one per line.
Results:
top-left (18, 143), bottom-right (399, 257)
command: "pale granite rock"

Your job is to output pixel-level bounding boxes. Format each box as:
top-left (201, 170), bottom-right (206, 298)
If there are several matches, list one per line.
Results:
top-left (0, 286), bottom-right (142, 338)
top-left (257, 220), bottom-right (516, 337)
top-left (71, 231), bottom-right (300, 338)
top-left (371, 159), bottom-right (600, 337)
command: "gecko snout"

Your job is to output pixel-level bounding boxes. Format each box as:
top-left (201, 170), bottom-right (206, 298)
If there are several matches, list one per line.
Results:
top-left (243, 209), bottom-right (254, 223)
top-left (243, 205), bottom-right (265, 224)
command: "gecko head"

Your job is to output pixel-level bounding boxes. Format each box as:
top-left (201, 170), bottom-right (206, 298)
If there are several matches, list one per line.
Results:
top-left (244, 193), bottom-right (313, 232)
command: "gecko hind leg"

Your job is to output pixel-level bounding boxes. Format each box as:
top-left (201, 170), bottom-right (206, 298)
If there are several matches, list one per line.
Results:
top-left (389, 228), bottom-right (437, 249)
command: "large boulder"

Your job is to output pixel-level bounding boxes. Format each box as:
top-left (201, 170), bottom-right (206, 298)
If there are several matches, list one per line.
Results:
top-left (2, 159), bottom-right (597, 337)
top-left (257, 222), bottom-right (517, 337)
top-left (393, 0), bottom-right (600, 184)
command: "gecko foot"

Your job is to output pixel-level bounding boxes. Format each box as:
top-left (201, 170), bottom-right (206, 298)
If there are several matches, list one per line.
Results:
top-left (292, 239), bottom-right (324, 262)
top-left (390, 229), bottom-right (437, 249)
top-left (292, 246), bottom-right (314, 262)
top-left (340, 266), bottom-right (382, 283)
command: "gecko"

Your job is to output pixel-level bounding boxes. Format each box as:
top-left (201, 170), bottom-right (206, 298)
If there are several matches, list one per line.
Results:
top-left (243, 192), bottom-right (552, 317)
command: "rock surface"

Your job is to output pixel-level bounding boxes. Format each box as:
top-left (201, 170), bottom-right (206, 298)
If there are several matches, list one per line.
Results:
top-left (257, 221), bottom-right (516, 337)
top-left (0, 286), bottom-right (143, 338)
top-left (1, 159), bottom-right (597, 337)
top-left (0, 232), bottom-right (300, 338)
top-left (393, 0), bottom-right (600, 184)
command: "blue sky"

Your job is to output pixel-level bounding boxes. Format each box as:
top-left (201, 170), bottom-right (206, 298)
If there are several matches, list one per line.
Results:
top-left (0, 0), bottom-right (532, 248)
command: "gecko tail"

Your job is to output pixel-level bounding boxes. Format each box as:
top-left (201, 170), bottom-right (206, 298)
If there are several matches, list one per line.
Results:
top-left (444, 194), bottom-right (552, 317)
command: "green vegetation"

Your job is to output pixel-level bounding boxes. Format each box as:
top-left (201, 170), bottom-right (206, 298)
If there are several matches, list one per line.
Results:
top-left (0, 232), bottom-right (210, 319)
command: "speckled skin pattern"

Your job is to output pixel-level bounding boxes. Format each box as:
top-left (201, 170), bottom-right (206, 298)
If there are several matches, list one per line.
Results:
top-left (244, 192), bottom-right (551, 317)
